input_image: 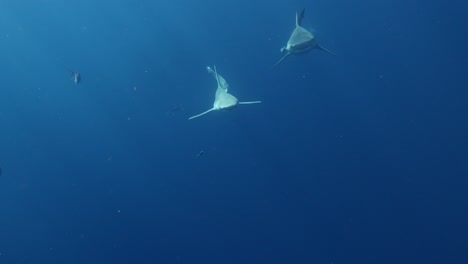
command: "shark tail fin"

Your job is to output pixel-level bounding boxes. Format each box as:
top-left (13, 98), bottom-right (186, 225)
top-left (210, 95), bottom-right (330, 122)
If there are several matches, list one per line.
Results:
top-left (273, 53), bottom-right (290, 67)
top-left (317, 44), bottom-right (336, 56)
top-left (188, 108), bottom-right (214, 120)
top-left (239, 101), bottom-right (262, 105)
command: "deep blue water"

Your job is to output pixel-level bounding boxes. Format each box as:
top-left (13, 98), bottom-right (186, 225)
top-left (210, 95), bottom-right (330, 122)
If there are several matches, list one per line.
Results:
top-left (0, 0), bottom-right (467, 263)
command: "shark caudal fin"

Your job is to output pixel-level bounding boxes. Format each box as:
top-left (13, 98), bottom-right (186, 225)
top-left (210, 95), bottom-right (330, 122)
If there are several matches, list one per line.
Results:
top-left (188, 108), bottom-right (214, 120)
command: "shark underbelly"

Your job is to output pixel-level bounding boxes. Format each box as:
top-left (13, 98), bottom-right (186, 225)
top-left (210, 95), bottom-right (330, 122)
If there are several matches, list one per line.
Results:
top-left (289, 40), bottom-right (316, 55)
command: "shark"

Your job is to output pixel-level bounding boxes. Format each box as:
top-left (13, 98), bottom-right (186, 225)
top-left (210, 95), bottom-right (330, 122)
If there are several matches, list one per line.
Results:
top-left (274, 8), bottom-right (335, 67)
top-left (188, 66), bottom-right (261, 120)
top-left (66, 68), bottom-right (81, 85)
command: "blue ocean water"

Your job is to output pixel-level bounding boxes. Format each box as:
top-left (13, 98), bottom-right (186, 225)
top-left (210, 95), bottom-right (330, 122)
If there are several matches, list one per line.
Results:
top-left (0, 0), bottom-right (467, 263)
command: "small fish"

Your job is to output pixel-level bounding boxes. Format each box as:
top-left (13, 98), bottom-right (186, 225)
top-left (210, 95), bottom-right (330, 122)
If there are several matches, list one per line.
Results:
top-left (166, 104), bottom-right (184, 116)
top-left (65, 68), bottom-right (81, 85)
top-left (196, 150), bottom-right (205, 158)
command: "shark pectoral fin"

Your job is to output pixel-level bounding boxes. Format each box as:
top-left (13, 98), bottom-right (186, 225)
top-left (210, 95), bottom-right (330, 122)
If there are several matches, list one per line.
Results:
top-left (273, 53), bottom-right (290, 67)
top-left (317, 44), bottom-right (336, 56)
top-left (239, 101), bottom-right (262, 105)
top-left (188, 108), bottom-right (214, 120)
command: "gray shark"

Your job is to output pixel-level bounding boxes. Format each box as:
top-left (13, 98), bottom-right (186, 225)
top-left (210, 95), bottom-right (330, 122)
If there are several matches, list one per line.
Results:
top-left (66, 68), bottom-right (81, 85)
top-left (274, 8), bottom-right (335, 67)
top-left (188, 66), bottom-right (261, 120)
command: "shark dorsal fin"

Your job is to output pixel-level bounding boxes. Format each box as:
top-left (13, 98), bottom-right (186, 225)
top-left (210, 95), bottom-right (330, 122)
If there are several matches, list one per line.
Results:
top-left (213, 65), bottom-right (221, 88)
top-left (296, 8), bottom-right (305, 27)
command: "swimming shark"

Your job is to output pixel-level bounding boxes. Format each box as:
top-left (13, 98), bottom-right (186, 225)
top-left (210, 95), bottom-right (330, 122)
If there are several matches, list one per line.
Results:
top-left (188, 66), bottom-right (261, 120)
top-left (274, 8), bottom-right (335, 67)
top-left (66, 68), bottom-right (81, 85)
